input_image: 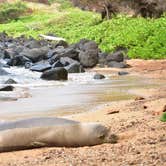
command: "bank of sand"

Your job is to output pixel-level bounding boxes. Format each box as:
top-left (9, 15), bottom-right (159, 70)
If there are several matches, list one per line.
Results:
top-left (0, 60), bottom-right (166, 166)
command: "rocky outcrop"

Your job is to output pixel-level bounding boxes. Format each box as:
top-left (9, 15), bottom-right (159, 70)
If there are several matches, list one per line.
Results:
top-left (0, 33), bottom-right (130, 81)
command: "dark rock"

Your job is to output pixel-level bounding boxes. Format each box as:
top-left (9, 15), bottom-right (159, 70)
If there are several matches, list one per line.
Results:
top-left (107, 61), bottom-right (127, 68)
top-left (4, 49), bottom-right (16, 59)
top-left (0, 68), bottom-right (9, 75)
top-left (7, 55), bottom-right (31, 66)
top-left (30, 62), bottom-right (52, 72)
top-left (48, 55), bottom-right (59, 65)
top-left (79, 50), bottom-right (98, 68)
top-left (54, 40), bottom-right (68, 48)
top-left (20, 47), bottom-right (49, 62)
top-left (98, 52), bottom-right (108, 67)
top-left (4, 78), bottom-right (17, 84)
top-left (98, 52), bottom-right (108, 59)
top-left (60, 57), bottom-right (78, 66)
top-left (94, 73), bottom-right (105, 79)
top-left (24, 61), bottom-right (33, 69)
top-left (106, 51), bottom-right (124, 62)
top-left (74, 39), bottom-right (92, 50)
top-left (51, 46), bottom-right (65, 55)
top-left (52, 60), bottom-right (64, 68)
top-left (24, 40), bottom-right (41, 49)
top-left (14, 46), bottom-right (24, 54)
top-left (47, 50), bottom-right (56, 59)
top-left (65, 63), bottom-right (85, 73)
top-left (59, 47), bottom-right (79, 60)
top-left (83, 41), bottom-right (98, 51)
top-left (118, 71), bottom-right (129, 75)
top-left (41, 67), bottom-right (68, 81)
top-left (0, 85), bottom-right (14, 91)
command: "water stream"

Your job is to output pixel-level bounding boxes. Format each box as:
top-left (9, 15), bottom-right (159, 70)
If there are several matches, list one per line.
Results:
top-left (0, 67), bottom-right (162, 120)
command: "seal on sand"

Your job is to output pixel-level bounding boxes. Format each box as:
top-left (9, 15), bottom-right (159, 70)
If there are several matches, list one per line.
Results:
top-left (0, 117), bottom-right (109, 152)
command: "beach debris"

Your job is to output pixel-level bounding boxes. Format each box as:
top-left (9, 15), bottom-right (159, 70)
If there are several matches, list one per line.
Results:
top-left (39, 34), bottom-right (66, 41)
top-left (107, 109), bottom-right (119, 115)
top-left (135, 96), bottom-right (145, 101)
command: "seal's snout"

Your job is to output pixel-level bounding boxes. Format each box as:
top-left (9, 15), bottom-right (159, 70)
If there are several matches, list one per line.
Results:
top-left (92, 124), bottom-right (109, 142)
top-left (105, 133), bottom-right (119, 144)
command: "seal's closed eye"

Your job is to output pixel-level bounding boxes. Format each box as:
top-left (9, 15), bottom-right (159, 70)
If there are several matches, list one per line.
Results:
top-left (98, 134), bottom-right (105, 140)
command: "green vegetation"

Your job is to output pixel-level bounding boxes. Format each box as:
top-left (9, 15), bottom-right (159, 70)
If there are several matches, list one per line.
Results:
top-left (0, 1), bottom-right (28, 23)
top-left (160, 112), bottom-right (166, 122)
top-left (0, 0), bottom-right (165, 59)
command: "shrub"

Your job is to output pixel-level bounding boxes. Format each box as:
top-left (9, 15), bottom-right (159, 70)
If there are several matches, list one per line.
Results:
top-left (0, 1), bottom-right (28, 23)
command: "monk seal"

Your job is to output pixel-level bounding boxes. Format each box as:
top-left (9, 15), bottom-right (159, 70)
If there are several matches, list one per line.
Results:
top-left (0, 117), bottom-right (109, 152)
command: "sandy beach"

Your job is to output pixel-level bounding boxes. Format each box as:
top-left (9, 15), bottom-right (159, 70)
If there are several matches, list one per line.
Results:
top-left (0, 59), bottom-right (166, 166)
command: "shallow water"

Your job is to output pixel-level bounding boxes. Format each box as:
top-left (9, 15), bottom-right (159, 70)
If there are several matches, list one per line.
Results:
top-left (0, 67), bottom-right (162, 120)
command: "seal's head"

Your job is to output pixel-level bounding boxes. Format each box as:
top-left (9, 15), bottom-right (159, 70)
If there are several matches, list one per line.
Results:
top-left (79, 123), bottom-right (109, 146)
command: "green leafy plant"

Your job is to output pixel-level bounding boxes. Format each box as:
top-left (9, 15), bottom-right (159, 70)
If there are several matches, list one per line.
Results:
top-left (0, 3), bottom-right (165, 59)
top-left (160, 112), bottom-right (166, 122)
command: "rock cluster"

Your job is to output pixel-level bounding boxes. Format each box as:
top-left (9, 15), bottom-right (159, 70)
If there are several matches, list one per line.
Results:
top-left (0, 32), bottom-right (128, 80)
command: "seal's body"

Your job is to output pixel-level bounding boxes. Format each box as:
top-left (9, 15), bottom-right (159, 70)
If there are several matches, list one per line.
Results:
top-left (0, 117), bottom-right (108, 152)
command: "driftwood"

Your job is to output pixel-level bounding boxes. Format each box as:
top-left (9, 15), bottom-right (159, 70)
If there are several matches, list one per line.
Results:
top-left (39, 34), bottom-right (66, 41)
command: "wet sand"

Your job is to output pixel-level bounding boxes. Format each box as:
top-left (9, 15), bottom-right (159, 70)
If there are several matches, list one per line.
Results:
top-left (0, 72), bottom-right (160, 120)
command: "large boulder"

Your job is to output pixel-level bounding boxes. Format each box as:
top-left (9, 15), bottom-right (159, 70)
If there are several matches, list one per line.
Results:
top-left (41, 67), bottom-right (68, 81)
top-left (82, 41), bottom-right (98, 51)
top-left (74, 39), bottom-right (91, 50)
top-left (20, 47), bottom-right (49, 62)
top-left (76, 39), bottom-right (99, 68)
top-left (65, 63), bottom-right (85, 73)
top-left (79, 49), bottom-right (98, 68)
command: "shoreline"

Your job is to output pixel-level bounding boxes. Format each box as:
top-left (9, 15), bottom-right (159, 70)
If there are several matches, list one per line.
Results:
top-left (0, 59), bottom-right (166, 166)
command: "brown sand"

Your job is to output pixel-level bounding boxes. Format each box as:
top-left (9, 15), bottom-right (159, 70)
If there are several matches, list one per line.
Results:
top-left (0, 59), bottom-right (166, 166)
